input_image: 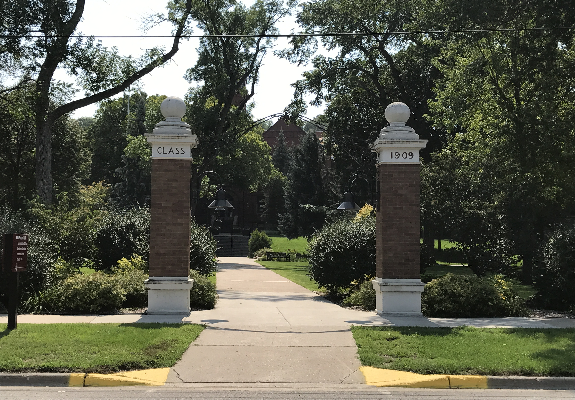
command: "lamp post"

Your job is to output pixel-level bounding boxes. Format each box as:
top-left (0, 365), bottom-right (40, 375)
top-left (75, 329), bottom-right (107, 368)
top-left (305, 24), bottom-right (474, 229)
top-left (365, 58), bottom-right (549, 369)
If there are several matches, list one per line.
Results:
top-left (371, 102), bottom-right (427, 316)
top-left (208, 187), bottom-right (234, 234)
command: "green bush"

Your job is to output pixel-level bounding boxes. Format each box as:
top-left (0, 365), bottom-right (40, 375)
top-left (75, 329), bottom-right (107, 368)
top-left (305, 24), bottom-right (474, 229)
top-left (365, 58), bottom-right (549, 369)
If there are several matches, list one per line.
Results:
top-left (253, 247), bottom-right (273, 259)
top-left (342, 279), bottom-right (376, 311)
top-left (94, 207), bottom-right (150, 270)
top-left (533, 222), bottom-right (575, 311)
top-left (420, 242), bottom-right (435, 275)
top-left (33, 272), bottom-right (126, 314)
top-left (189, 270), bottom-right (217, 309)
top-left (248, 229), bottom-right (272, 257)
top-left (0, 206), bottom-right (59, 302)
top-left (111, 255), bottom-right (148, 309)
top-left (308, 215), bottom-right (376, 293)
top-left (422, 273), bottom-right (527, 317)
top-left (190, 220), bottom-right (217, 276)
top-left (23, 255), bottom-right (149, 314)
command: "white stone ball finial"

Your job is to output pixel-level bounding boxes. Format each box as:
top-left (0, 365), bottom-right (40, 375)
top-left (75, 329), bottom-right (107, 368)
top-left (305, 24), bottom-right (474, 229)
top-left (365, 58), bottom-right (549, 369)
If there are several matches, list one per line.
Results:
top-left (385, 102), bottom-right (410, 125)
top-left (160, 96), bottom-right (186, 122)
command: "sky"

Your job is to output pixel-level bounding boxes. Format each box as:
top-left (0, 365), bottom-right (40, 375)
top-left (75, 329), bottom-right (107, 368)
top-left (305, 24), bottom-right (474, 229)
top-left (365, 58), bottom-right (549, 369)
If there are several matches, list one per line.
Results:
top-left (66, 0), bottom-right (325, 122)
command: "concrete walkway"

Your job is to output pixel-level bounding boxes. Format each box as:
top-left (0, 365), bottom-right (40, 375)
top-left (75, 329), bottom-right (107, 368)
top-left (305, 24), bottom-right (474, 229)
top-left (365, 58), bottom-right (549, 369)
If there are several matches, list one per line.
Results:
top-left (167, 257), bottom-right (369, 385)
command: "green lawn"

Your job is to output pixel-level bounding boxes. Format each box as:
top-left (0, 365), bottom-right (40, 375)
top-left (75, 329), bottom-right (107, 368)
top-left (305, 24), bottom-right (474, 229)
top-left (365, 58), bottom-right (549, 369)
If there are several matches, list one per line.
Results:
top-left (0, 323), bottom-right (203, 373)
top-left (269, 236), bottom-right (308, 253)
top-left (257, 236), bottom-right (316, 291)
top-left (352, 326), bottom-right (575, 376)
top-left (257, 260), bottom-right (318, 291)
top-left (425, 263), bottom-right (473, 276)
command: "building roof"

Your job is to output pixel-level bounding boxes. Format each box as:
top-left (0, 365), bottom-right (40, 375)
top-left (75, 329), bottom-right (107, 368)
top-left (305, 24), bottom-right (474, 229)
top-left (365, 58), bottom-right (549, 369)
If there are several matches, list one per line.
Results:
top-left (262, 118), bottom-right (306, 149)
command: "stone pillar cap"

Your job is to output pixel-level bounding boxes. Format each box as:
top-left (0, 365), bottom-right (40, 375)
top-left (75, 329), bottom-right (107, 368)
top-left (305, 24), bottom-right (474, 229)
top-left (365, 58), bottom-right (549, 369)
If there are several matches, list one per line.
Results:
top-left (385, 102), bottom-right (410, 124)
top-left (152, 96), bottom-right (192, 134)
top-left (378, 102), bottom-right (419, 140)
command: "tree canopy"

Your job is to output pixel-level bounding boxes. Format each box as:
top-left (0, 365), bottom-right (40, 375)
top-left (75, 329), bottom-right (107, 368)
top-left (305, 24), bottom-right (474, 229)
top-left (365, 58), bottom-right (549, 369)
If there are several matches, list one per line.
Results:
top-left (0, 0), bottom-right (195, 204)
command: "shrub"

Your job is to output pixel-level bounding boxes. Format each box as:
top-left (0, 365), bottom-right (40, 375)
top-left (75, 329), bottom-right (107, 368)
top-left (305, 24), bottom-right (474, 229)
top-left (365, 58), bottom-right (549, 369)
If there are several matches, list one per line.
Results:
top-left (190, 220), bottom-right (217, 275)
top-left (420, 242), bottom-right (435, 275)
top-left (248, 229), bottom-right (272, 257)
top-left (0, 206), bottom-right (59, 301)
top-left (45, 258), bottom-right (80, 286)
top-left (94, 207), bottom-right (150, 270)
top-left (342, 279), bottom-right (376, 311)
top-left (114, 254), bottom-right (148, 273)
top-left (33, 272), bottom-right (126, 314)
top-left (189, 270), bottom-right (217, 309)
top-left (111, 255), bottom-right (148, 308)
top-left (422, 273), bottom-right (527, 317)
top-left (25, 184), bottom-right (110, 266)
top-left (253, 247), bottom-right (273, 259)
top-left (533, 222), bottom-right (575, 311)
top-left (308, 214), bottom-right (376, 293)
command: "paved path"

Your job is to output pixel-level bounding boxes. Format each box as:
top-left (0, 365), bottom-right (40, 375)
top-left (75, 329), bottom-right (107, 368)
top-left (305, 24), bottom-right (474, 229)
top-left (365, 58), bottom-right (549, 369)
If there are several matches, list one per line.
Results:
top-left (166, 257), bottom-right (370, 385)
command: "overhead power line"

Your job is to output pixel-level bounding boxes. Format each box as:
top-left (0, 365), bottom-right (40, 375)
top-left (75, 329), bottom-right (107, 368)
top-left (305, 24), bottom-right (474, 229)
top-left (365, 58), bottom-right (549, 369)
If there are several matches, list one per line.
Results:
top-left (1, 26), bottom-right (574, 39)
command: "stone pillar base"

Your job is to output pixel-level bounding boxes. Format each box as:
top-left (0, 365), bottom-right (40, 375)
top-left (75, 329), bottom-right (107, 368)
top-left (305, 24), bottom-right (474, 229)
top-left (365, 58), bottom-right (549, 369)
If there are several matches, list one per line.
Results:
top-left (372, 278), bottom-right (425, 316)
top-left (145, 277), bottom-right (194, 314)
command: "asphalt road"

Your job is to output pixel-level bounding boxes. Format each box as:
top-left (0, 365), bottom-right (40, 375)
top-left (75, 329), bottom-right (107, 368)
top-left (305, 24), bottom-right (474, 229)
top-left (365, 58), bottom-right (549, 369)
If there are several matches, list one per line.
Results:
top-left (1, 387), bottom-right (575, 399)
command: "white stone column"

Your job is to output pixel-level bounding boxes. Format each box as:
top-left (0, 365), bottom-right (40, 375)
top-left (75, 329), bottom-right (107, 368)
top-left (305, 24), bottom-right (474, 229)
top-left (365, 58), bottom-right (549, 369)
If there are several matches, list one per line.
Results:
top-left (371, 102), bottom-right (427, 316)
top-left (144, 96), bottom-right (197, 314)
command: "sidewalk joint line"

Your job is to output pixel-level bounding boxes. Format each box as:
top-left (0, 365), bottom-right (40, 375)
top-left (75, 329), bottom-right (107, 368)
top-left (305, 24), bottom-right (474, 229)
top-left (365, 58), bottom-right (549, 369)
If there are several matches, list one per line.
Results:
top-left (172, 368), bottom-right (185, 384)
top-left (276, 308), bottom-right (291, 327)
top-left (339, 369), bottom-right (360, 384)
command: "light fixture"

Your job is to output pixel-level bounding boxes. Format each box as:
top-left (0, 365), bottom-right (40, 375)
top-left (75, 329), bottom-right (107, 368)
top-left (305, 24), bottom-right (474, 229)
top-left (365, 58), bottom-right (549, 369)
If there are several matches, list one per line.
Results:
top-left (337, 192), bottom-right (360, 210)
top-left (208, 187), bottom-right (234, 211)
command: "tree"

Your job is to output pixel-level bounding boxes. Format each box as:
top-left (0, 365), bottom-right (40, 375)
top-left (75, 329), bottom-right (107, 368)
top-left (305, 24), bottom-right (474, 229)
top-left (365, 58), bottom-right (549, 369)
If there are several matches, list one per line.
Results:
top-left (88, 97), bottom-right (131, 185)
top-left (89, 92), bottom-right (165, 188)
top-left (0, 83), bottom-right (90, 209)
top-left (281, 0), bottom-right (447, 213)
top-left (180, 0), bottom-right (294, 212)
top-left (88, 92), bottom-right (166, 207)
top-left (280, 131), bottom-right (327, 238)
top-left (0, 85), bottom-right (36, 209)
top-left (112, 135), bottom-right (152, 207)
top-left (271, 131), bottom-right (290, 175)
top-left (261, 169), bottom-right (286, 229)
top-left (426, 0), bottom-right (575, 282)
top-left (0, 0), bottom-right (195, 204)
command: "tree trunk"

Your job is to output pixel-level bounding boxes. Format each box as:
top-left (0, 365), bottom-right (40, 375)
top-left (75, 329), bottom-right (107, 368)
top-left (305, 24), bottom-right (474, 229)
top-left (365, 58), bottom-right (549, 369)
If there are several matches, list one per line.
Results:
top-left (522, 253), bottom-right (534, 285)
top-left (35, 119), bottom-right (54, 205)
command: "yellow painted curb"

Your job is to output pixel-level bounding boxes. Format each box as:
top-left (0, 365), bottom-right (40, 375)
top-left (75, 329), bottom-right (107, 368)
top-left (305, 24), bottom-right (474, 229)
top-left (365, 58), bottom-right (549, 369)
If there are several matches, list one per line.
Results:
top-left (360, 366), bottom-right (488, 389)
top-left (68, 373), bottom-right (85, 387)
top-left (83, 368), bottom-right (171, 387)
top-left (449, 375), bottom-right (488, 389)
top-left (361, 366), bottom-right (450, 388)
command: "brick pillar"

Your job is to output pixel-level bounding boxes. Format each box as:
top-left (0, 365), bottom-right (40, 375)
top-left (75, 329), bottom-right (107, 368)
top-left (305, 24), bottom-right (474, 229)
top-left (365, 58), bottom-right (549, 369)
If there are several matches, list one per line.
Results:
top-left (376, 164), bottom-right (421, 279)
top-left (144, 96), bottom-right (197, 314)
top-left (372, 102), bottom-right (427, 316)
top-left (149, 159), bottom-right (191, 277)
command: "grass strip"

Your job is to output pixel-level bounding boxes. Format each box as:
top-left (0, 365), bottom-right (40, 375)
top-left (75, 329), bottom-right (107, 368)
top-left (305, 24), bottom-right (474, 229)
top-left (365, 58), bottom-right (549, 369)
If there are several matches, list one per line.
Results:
top-left (257, 260), bottom-right (319, 292)
top-left (269, 236), bottom-right (309, 253)
top-left (0, 323), bottom-right (203, 373)
top-left (352, 326), bottom-right (575, 377)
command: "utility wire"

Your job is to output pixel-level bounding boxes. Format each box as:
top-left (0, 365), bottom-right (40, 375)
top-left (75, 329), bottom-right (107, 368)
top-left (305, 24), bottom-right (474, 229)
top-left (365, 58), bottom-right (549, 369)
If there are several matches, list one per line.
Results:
top-left (1, 26), bottom-right (574, 39)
